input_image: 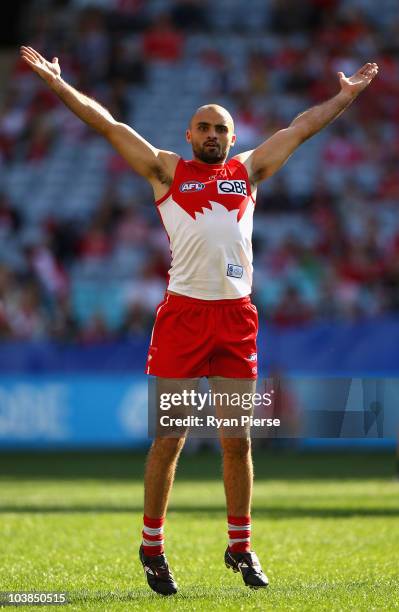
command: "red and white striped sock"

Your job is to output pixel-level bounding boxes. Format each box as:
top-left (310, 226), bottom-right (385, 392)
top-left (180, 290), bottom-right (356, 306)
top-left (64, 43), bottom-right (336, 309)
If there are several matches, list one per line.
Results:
top-left (227, 515), bottom-right (251, 553)
top-left (142, 514), bottom-right (165, 556)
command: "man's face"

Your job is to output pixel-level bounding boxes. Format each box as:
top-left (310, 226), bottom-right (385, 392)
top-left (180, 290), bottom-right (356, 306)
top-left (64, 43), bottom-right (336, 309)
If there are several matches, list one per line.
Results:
top-left (186, 109), bottom-right (236, 164)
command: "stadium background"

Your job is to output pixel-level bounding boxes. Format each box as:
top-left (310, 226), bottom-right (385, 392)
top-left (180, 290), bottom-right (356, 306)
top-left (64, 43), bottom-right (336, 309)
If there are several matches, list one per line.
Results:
top-left (0, 0), bottom-right (398, 449)
top-left (1, 2), bottom-right (399, 610)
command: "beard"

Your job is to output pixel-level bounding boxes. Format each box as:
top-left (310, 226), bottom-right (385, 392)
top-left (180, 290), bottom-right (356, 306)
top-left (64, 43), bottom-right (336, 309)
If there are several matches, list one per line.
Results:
top-left (192, 140), bottom-right (228, 163)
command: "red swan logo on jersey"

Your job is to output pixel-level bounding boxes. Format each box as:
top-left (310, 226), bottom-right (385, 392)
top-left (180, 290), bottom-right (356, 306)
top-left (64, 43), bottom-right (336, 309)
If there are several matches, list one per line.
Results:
top-left (173, 195), bottom-right (250, 222)
top-left (167, 159), bottom-right (253, 222)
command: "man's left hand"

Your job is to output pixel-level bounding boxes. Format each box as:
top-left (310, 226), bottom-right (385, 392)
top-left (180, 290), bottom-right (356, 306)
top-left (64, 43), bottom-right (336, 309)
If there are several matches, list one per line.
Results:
top-left (337, 62), bottom-right (379, 98)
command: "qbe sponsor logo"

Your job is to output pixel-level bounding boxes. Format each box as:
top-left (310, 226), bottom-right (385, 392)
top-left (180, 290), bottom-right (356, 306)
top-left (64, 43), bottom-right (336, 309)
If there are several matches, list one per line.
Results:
top-left (179, 181), bottom-right (205, 193)
top-left (217, 180), bottom-right (247, 196)
top-left (227, 264), bottom-right (243, 279)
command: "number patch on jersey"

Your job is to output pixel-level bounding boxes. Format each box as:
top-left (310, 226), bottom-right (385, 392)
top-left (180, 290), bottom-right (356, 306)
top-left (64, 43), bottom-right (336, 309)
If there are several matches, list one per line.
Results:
top-left (217, 180), bottom-right (247, 196)
top-left (227, 264), bottom-right (243, 278)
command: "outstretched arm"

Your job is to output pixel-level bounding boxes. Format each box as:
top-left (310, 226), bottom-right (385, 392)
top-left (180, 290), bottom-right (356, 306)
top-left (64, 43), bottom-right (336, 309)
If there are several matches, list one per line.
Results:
top-left (236, 62), bottom-right (379, 185)
top-left (20, 46), bottom-right (178, 186)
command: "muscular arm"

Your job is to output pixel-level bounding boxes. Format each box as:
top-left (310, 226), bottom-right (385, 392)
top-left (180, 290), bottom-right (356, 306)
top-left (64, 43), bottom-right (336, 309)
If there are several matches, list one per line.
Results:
top-left (236, 62), bottom-right (379, 185)
top-left (20, 46), bottom-right (178, 186)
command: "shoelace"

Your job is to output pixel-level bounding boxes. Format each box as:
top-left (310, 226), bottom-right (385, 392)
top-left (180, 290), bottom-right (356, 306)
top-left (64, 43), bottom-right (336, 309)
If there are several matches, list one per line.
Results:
top-left (148, 558), bottom-right (174, 580)
top-left (238, 553), bottom-right (262, 573)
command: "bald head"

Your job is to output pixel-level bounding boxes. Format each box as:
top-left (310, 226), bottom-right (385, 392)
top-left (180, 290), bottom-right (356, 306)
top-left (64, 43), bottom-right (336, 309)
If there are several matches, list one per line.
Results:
top-left (187, 104), bottom-right (236, 164)
top-left (189, 104), bottom-right (234, 131)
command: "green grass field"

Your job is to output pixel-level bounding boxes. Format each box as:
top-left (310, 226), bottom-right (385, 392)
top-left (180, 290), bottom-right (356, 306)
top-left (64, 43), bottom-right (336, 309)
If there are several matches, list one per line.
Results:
top-left (1, 449), bottom-right (399, 611)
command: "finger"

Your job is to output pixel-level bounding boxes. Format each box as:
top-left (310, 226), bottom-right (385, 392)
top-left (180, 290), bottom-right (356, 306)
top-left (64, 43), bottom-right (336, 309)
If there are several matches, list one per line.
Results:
top-left (20, 50), bottom-right (38, 64)
top-left (359, 67), bottom-right (372, 77)
top-left (337, 71), bottom-right (345, 79)
top-left (25, 46), bottom-right (40, 54)
top-left (360, 62), bottom-right (373, 70)
top-left (52, 57), bottom-right (58, 64)
top-left (26, 46), bottom-right (46, 62)
top-left (20, 55), bottom-right (37, 69)
top-left (24, 46), bottom-right (39, 56)
top-left (362, 62), bottom-right (379, 75)
top-left (364, 69), bottom-right (378, 84)
top-left (20, 47), bottom-right (37, 60)
top-left (357, 63), bottom-right (369, 75)
top-left (363, 69), bottom-right (374, 80)
top-left (21, 47), bottom-right (41, 63)
top-left (366, 65), bottom-right (378, 77)
top-left (20, 46), bottom-right (35, 56)
top-left (359, 63), bottom-right (376, 77)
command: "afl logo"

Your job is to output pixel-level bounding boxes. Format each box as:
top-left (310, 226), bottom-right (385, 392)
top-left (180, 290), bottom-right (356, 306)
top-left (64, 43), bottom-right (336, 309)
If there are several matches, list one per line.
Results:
top-left (179, 181), bottom-right (205, 193)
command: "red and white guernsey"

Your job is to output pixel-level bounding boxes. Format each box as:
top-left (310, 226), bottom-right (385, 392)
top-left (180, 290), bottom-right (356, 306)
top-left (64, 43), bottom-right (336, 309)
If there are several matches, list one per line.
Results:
top-left (156, 157), bottom-right (256, 300)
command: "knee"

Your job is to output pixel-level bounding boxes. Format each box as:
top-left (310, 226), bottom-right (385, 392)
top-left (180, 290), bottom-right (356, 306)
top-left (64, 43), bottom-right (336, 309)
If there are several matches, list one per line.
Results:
top-left (152, 436), bottom-right (186, 459)
top-left (221, 437), bottom-right (251, 459)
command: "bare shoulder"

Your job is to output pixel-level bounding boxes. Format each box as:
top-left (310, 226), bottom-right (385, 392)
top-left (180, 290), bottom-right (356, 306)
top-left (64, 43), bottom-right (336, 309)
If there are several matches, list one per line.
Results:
top-left (150, 150), bottom-right (180, 201)
top-left (156, 150), bottom-right (180, 178)
top-left (231, 150), bottom-right (256, 184)
top-left (151, 150), bottom-right (180, 187)
top-left (231, 151), bottom-right (254, 165)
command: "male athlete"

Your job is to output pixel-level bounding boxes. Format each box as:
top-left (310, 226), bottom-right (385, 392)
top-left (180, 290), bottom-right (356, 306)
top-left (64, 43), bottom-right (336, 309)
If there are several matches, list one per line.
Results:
top-left (20, 45), bottom-right (378, 595)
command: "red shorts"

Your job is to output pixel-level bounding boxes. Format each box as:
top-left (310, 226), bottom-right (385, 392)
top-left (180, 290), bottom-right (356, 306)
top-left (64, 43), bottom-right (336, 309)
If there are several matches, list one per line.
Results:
top-left (145, 293), bottom-right (258, 379)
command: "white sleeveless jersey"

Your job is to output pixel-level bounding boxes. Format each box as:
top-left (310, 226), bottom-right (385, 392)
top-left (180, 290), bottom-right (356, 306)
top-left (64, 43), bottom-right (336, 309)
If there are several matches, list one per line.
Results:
top-left (155, 157), bottom-right (256, 300)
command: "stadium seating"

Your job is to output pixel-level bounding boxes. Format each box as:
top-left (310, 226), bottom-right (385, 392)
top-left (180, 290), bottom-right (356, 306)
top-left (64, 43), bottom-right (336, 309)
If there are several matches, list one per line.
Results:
top-left (0, 0), bottom-right (398, 340)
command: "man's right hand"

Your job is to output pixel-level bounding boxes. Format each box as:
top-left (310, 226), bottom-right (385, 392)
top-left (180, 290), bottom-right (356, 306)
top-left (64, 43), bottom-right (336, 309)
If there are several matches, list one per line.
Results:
top-left (19, 45), bottom-right (178, 198)
top-left (20, 46), bottom-right (61, 86)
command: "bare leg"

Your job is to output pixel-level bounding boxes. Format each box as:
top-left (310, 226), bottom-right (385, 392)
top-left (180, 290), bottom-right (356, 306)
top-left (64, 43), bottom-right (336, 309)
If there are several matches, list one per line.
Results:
top-left (144, 436), bottom-right (185, 517)
top-left (208, 380), bottom-right (269, 587)
top-left (144, 377), bottom-right (199, 517)
top-left (220, 436), bottom-right (253, 516)
top-left (209, 377), bottom-right (256, 516)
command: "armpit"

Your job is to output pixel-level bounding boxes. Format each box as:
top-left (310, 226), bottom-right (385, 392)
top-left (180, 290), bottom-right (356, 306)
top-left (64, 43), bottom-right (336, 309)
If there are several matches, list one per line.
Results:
top-left (151, 163), bottom-right (173, 187)
top-left (248, 167), bottom-right (264, 186)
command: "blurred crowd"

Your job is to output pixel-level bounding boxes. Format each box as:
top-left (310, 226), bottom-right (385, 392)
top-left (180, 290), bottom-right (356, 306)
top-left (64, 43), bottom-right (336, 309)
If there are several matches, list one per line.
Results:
top-left (1, 0), bottom-right (399, 342)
